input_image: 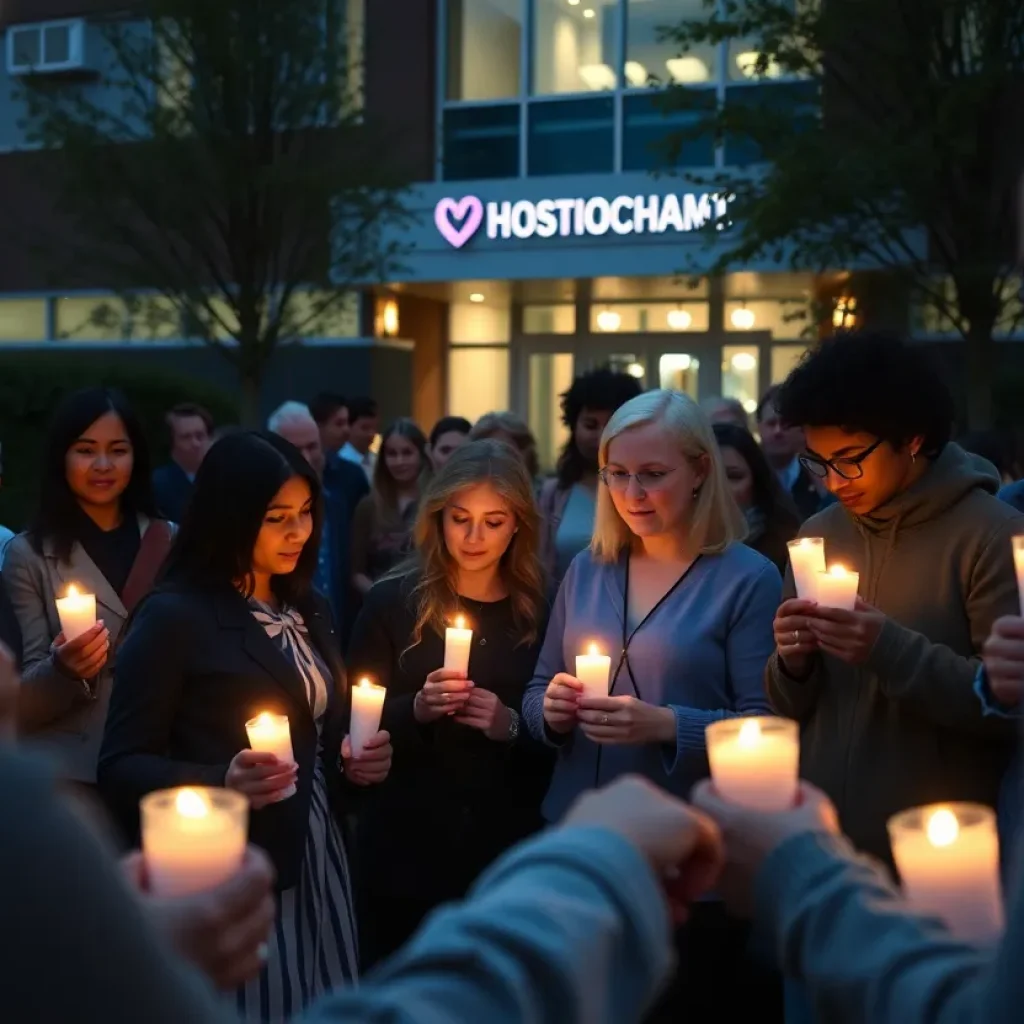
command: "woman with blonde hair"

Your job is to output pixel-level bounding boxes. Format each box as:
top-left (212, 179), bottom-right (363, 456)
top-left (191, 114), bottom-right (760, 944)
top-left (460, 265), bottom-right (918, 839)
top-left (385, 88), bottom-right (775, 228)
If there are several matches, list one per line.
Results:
top-left (351, 418), bottom-right (430, 595)
top-left (522, 389), bottom-right (782, 1023)
top-left (348, 438), bottom-right (553, 968)
top-left (469, 411), bottom-right (540, 481)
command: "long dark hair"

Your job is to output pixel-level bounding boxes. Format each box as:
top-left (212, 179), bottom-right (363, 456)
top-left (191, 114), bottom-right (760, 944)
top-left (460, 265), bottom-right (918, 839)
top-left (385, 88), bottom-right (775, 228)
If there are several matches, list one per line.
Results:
top-left (29, 387), bottom-right (157, 562)
top-left (161, 431), bottom-right (322, 605)
top-left (372, 418), bottom-right (430, 525)
top-left (713, 422), bottom-right (793, 518)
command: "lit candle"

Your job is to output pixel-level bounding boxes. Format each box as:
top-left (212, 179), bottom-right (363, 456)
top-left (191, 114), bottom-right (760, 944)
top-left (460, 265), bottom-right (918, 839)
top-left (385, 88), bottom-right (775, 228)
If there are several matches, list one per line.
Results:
top-left (55, 583), bottom-right (97, 642)
top-left (706, 716), bottom-right (799, 811)
top-left (350, 676), bottom-right (386, 757)
top-left (888, 803), bottom-right (1004, 943)
top-left (1012, 535), bottom-right (1024, 614)
top-left (444, 615), bottom-right (473, 674)
top-left (141, 787), bottom-right (248, 897)
top-left (575, 643), bottom-right (612, 700)
top-left (814, 564), bottom-right (860, 611)
top-left (245, 712), bottom-right (297, 799)
top-left (787, 537), bottom-right (826, 601)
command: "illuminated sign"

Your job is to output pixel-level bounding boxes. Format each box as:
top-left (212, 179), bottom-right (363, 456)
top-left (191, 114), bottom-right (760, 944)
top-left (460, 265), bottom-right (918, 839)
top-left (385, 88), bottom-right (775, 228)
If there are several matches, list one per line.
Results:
top-left (433, 192), bottom-right (730, 249)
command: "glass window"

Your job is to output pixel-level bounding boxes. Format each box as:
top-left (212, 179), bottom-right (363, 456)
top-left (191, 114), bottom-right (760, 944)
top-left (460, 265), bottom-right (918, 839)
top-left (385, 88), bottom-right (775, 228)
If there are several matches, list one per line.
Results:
top-left (533, 0), bottom-right (619, 96)
top-left (722, 345), bottom-right (760, 415)
top-left (528, 351), bottom-right (574, 471)
top-left (594, 275), bottom-right (708, 299)
top-left (590, 302), bottom-right (710, 333)
top-left (447, 0), bottom-right (523, 100)
top-left (450, 281), bottom-right (511, 344)
top-left (628, 0), bottom-right (717, 88)
top-left (623, 90), bottom-right (715, 171)
top-left (523, 304), bottom-right (577, 334)
top-left (771, 344), bottom-right (805, 383)
top-left (724, 81), bottom-right (819, 166)
top-left (56, 297), bottom-right (130, 341)
top-left (659, 353), bottom-right (700, 397)
top-left (725, 300), bottom-right (810, 340)
top-left (443, 104), bottom-right (520, 180)
top-left (0, 298), bottom-right (46, 341)
top-left (449, 346), bottom-right (510, 423)
top-left (528, 97), bottom-right (614, 175)
top-left (286, 291), bottom-right (360, 338)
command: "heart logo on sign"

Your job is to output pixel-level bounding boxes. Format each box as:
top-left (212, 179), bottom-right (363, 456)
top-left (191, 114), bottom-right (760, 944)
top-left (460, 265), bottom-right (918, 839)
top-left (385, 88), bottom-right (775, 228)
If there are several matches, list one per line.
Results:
top-left (434, 195), bottom-right (484, 249)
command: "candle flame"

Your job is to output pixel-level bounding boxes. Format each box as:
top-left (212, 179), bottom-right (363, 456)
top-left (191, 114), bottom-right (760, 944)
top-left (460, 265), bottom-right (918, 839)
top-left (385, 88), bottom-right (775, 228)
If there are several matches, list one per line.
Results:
top-left (66, 584), bottom-right (80, 598)
top-left (588, 643), bottom-right (600, 656)
top-left (829, 564), bottom-right (848, 578)
top-left (454, 615), bottom-right (466, 630)
top-left (175, 788), bottom-right (209, 819)
top-left (253, 712), bottom-right (274, 727)
top-left (737, 719), bottom-right (762, 748)
top-left (926, 807), bottom-right (959, 847)
top-left (358, 677), bottom-right (373, 688)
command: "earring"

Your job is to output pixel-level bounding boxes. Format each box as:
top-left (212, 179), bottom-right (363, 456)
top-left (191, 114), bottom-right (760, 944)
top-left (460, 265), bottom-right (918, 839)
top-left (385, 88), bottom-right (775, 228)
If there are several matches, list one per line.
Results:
top-left (912, 451), bottom-right (917, 463)
top-left (692, 487), bottom-right (701, 498)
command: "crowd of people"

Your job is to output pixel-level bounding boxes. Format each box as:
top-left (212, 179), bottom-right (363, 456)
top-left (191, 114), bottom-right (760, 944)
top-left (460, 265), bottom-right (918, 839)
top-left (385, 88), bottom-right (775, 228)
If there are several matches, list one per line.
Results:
top-left (2, 329), bottom-right (1024, 1023)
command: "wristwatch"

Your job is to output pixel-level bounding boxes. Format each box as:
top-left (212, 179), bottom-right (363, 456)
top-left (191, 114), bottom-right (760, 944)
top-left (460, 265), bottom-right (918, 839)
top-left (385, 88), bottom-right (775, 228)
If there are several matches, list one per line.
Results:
top-left (507, 708), bottom-right (521, 743)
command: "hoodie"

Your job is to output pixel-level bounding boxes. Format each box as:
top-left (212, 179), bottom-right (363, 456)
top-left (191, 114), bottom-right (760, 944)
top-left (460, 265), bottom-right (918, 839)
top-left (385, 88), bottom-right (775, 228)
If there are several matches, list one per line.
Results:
top-left (766, 443), bottom-right (1022, 865)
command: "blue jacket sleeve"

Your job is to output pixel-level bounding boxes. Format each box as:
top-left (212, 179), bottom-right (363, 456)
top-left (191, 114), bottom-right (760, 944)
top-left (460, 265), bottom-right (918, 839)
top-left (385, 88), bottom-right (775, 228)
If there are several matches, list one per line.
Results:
top-left (663, 560), bottom-right (780, 768)
top-left (754, 829), bottom-right (1019, 1024)
top-left (304, 826), bottom-right (672, 1024)
top-left (522, 569), bottom-right (570, 748)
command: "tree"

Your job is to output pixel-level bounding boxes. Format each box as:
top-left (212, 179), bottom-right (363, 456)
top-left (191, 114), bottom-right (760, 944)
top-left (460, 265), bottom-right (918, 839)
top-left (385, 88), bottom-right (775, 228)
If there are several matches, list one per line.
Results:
top-left (18, 0), bottom-right (410, 424)
top-left (662, 0), bottom-right (1024, 427)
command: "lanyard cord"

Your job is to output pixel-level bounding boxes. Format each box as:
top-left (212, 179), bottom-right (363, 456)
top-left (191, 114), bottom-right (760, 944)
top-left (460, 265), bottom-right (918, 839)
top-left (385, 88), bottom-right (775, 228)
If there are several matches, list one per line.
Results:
top-left (592, 552), bottom-right (703, 789)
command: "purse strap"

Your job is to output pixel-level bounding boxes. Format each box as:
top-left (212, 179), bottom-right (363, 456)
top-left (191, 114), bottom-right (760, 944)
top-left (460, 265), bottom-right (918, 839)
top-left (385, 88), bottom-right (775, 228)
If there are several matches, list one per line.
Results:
top-left (121, 520), bottom-right (173, 614)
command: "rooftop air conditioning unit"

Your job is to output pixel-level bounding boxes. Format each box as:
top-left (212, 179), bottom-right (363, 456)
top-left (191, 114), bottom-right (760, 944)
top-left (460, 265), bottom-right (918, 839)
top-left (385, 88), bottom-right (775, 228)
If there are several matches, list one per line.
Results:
top-left (6, 19), bottom-right (91, 76)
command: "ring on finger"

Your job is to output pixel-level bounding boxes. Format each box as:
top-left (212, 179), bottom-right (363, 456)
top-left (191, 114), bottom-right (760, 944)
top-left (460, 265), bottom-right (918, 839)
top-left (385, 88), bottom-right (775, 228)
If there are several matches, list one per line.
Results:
top-left (601, 713), bottom-right (610, 725)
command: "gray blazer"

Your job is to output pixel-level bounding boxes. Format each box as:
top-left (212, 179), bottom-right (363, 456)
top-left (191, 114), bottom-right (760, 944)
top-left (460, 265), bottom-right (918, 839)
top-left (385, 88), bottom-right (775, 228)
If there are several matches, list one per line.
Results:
top-left (4, 516), bottom-right (160, 783)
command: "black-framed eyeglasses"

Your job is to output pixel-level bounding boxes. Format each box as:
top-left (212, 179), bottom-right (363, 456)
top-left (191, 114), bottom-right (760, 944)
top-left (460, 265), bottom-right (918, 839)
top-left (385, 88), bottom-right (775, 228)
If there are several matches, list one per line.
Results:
top-left (799, 438), bottom-right (883, 481)
top-left (598, 468), bottom-right (678, 492)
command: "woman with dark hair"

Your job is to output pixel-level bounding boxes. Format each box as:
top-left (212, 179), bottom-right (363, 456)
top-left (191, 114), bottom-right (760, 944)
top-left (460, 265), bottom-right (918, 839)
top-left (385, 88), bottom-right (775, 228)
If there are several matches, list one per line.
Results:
top-left (538, 368), bottom-right (642, 585)
top-left (351, 418), bottom-right (430, 594)
top-left (427, 415), bottom-right (472, 472)
top-left (5, 387), bottom-right (171, 786)
top-left (713, 423), bottom-right (800, 573)
top-left (348, 439), bottom-right (552, 967)
top-left (767, 331), bottom-right (1020, 870)
top-left (99, 431), bottom-right (393, 1022)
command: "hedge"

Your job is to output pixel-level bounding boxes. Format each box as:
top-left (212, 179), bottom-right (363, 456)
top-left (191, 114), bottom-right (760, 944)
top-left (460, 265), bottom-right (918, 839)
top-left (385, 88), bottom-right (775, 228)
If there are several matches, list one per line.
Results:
top-left (0, 353), bottom-right (238, 532)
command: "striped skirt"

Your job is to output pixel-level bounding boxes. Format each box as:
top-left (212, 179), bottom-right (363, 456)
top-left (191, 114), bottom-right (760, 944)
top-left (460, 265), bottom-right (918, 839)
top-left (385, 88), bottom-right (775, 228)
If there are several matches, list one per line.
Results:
top-left (236, 769), bottom-right (359, 1022)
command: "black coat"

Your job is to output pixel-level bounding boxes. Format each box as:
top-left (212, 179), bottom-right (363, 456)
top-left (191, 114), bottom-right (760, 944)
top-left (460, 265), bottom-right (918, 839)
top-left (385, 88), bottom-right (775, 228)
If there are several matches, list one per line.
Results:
top-left (151, 463), bottom-right (194, 525)
top-left (98, 584), bottom-right (347, 890)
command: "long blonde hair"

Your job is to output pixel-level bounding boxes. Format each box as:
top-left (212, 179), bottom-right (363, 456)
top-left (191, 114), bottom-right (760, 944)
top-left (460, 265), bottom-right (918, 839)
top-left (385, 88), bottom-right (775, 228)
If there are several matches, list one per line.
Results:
top-left (399, 439), bottom-right (546, 649)
top-left (591, 389), bottom-right (746, 562)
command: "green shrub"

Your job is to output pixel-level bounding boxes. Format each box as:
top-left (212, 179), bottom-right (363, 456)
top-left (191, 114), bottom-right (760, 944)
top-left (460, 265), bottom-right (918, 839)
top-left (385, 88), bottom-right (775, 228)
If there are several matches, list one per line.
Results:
top-left (0, 353), bottom-right (238, 532)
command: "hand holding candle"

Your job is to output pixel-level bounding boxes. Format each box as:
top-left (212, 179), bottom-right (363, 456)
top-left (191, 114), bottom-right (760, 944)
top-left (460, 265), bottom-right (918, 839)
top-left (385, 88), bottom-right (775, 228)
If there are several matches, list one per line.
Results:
top-left (244, 713), bottom-right (297, 800)
top-left (444, 615), bottom-right (473, 674)
top-left (888, 803), bottom-right (1004, 943)
top-left (350, 677), bottom-right (386, 756)
top-left (706, 717), bottom-right (799, 811)
top-left (575, 643), bottom-right (611, 700)
top-left (141, 786), bottom-right (248, 897)
top-left (787, 538), bottom-right (825, 601)
top-left (55, 583), bottom-right (97, 642)
top-left (1012, 535), bottom-right (1024, 614)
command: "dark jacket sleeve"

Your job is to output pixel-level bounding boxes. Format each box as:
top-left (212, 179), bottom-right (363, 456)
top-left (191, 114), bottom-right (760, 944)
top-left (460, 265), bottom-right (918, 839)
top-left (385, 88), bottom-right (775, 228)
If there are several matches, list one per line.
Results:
top-left (99, 592), bottom-right (228, 805)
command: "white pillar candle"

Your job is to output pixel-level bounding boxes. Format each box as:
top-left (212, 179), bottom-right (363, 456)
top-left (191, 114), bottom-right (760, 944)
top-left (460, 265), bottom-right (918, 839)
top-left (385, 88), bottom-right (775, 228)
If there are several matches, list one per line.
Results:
top-left (815, 564), bottom-right (860, 611)
top-left (575, 643), bottom-right (612, 700)
top-left (888, 803), bottom-right (1004, 944)
top-left (141, 787), bottom-right (248, 897)
top-left (1012, 535), bottom-right (1024, 614)
top-left (706, 716), bottom-right (800, 811)
top-left (55, 583), bottom-right (97, 642)
top-left (350, 677), bottom-right (386, 757)
top-left (245, 712), bottom-right (297, 799)
top-left (444, 615), bottom-right (473, 674)
top-left (787, 537), bottom-right (826, 601)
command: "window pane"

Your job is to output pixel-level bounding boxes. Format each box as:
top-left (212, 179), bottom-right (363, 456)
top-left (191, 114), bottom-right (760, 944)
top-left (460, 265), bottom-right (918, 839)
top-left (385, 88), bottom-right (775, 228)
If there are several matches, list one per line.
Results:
top-left (443, 104), bottom-right (520, 180)
top-left (56, 297), bottom-right (129, 341)
top-left (532, 0), bottom-right (619, 96)
top-left (447, 0), bottom-right (522, 100)
top-left (628, 0), bottom-right (717, 88)
top-left (528, 352), bottom-right (574, 471)
top-left (449, 347), bottom-right (510, 422)
top-left (523, 304), bottom-right (576, 334)
top-left (450, 283), bottom-right (511, 344)
top-left (287, 291), bottom-right (360, 338)
top-left (725, 299), bottom-right (810, 340)
top-left (590, 302), bottom-right (710, 333)
top-left (771, 344), bottom-right (805, 384)
top-left (659, 353), bottom-right (700, 398)
top-left (724, 81), bottom-right (818, 165)
top-left (0, 299), bottom-right (46, 341)
top-left (722, 345), bottom-right (759, 415)
top-left (594, 275), bottom-right (709, 299)
top-left (623, 90), bottom-right (714, 171)
top-left (527, 97), bottom-right (613, 175)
